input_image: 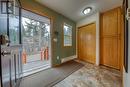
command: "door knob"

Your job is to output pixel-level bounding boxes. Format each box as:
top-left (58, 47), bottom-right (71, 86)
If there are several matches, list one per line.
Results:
top-left (0, 35), bottom-right (10, 45)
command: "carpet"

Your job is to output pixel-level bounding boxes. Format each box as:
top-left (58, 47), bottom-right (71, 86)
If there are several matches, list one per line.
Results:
top-left (20, 60), bottom-right (84, 87)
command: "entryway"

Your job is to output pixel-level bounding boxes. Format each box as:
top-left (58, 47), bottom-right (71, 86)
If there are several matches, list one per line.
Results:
top-left (21, 9), bottom-right (52, 76)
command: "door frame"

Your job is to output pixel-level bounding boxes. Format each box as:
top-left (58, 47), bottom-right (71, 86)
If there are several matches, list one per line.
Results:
top-left (77, 22), bottom-right (99, 65)
top-left (21, 8), bottom-right (54, 68)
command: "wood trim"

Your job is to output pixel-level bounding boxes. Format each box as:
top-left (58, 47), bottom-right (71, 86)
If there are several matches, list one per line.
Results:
top-left (21, 7), bottom-right (53, 20)
top-left (20, 0), bottom-right (54, 19)
top-left (121, 9), bottom-right (125, 87)
top-left (20, 0), bottom-right (55, 20)
top-left (78, 22), bottom-right (96, 29)
top-left (100, 13), bottom-right (103, 65)
top-left (118, 7), bottom-right (122, 71)
top-left (101, 7), bottom-right (122, 14)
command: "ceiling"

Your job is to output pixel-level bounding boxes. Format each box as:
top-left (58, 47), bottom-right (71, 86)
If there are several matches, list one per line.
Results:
top-left (36, 0), bottom-right (123, 22)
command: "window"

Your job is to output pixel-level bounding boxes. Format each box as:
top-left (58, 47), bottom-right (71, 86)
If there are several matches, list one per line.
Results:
top-left (63, 23), bottom-right (72, 47)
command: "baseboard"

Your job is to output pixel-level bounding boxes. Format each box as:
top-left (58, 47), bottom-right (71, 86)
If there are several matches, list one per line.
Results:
top-left (61, 55), bottom-right (77, 63)
top-left (52, 55), bottom-right (77, 67)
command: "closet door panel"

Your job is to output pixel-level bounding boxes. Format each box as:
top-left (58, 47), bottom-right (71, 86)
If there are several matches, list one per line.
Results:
top-left (101, 37), bottom-right (120, 69)
top-left (101, 8), bottom-right (118, 37)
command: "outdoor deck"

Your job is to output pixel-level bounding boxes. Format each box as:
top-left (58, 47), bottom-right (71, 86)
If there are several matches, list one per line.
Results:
top-left (23, 54), bottom-right (51, 76)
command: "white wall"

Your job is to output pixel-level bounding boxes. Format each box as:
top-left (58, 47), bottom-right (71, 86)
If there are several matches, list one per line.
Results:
top-left (124, 0), bottom-right (130, 87)
top-left (76, 12), bottom-right (100, 65)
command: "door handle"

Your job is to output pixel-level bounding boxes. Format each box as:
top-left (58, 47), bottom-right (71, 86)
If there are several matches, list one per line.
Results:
top-left (0, 35), bottom-right (10, 45)
top-left (1, 51), bottom-right (11, 56)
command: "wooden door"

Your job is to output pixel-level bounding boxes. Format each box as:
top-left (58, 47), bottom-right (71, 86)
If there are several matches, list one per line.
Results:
top-left (101, 37), bottom-right (120, 69)
top-left (101, 8), bottom-right (119, 36)
top-left (78, 23), bottom-right (96, 64)
top-left (100, 7), bottom-right (121, 69)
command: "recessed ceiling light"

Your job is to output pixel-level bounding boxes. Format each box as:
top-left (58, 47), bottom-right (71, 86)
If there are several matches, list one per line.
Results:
top-left (83, 7), bottom-right (92, 15)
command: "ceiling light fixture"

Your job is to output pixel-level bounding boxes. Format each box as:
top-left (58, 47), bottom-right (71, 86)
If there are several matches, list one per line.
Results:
top-left (83, 7), bottom-right (92, 15)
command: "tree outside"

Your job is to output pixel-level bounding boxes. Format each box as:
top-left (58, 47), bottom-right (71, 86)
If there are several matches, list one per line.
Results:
top-left (22, 17), bottom-right (50, 56)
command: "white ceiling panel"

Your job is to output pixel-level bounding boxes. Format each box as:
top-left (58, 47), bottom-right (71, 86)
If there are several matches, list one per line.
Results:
top-left (36, 0), bottom-right (123, 22)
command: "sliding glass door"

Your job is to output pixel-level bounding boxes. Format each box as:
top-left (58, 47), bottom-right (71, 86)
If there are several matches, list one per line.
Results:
top-left (21, 9), bottom-right (51, 76)
top-left (22, 17), bottom-right (50, 62)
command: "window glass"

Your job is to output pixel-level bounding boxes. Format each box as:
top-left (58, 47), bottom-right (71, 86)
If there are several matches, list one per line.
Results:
top-left (63, 23), bottom-right (72, 46)
top-left (22, 17), bottom-right (50, 55)
top-left (9, 7), bottom-right (20, 45)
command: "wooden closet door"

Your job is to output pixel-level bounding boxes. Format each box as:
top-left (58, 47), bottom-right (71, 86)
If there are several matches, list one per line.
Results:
top-left (100, 7), bottom-right (121, 69)
top-left (101, 8), bottom-right (119, 36)
top-left (101, 37), bottom-right (120, 69)
top-left (78, 23), bottom-right (96, 64)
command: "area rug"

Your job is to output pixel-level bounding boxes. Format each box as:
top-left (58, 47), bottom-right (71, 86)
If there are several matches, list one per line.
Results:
top-left (20, 60), bottom-right (84, 87)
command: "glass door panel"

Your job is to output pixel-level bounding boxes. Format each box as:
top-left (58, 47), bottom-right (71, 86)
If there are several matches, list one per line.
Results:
top-left (22, 15), bottom-right (51, 75)
top-left (0, 1), bottom-right (7, 35)
top-left (9, 7), bottom-right (20, 45)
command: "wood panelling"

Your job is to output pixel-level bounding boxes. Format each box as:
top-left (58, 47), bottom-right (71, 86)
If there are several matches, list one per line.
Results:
top-left (101, 8), bottom-right (119, 36)
top-left (78, 23), bottom-right (96, 64)
top-left (100, 7), bottom-right (123, 70)
top-left (101, 37), bottom-right (120, 69)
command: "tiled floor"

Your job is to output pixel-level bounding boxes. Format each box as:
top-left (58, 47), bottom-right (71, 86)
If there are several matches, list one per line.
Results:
top-left (54, 60), bottom-right (122, 87)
